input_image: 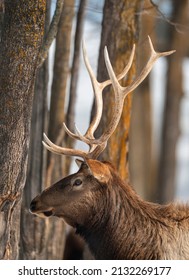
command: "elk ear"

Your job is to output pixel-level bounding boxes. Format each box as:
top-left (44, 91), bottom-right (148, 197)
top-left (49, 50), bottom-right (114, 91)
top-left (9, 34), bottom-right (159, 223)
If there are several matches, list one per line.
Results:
top-left (75, 159), bottom-right (84, 168)
top-left (85, 159), bottom-right (111, 184)
top-left (75, 159), bottom-right (92, 173)
top-left (75, 158), bottom-right (93, 173)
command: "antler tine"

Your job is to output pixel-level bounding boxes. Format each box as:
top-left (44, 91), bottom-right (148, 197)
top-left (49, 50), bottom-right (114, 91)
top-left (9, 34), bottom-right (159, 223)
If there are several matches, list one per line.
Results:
top-left (101, 43), bottom-right (136, 88)
top-left (43, 133), bottom-right (88, 158)
top-left (82, 39), bottom-right (103, 138)
top-left (82, 39), bottom-right (136, 89)
top-left (88, 45), bottom-right (126, 146)
top-left (63, 122), bottom-right (83, 141)
top-left (61, 40), bottom-right (103, 143)
top-left (122, 36), bottom-right (176, 96)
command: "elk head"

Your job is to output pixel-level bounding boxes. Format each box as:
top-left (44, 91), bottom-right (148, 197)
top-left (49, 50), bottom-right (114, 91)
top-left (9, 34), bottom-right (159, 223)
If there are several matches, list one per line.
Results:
top-left (30, 159), bottom-right (113, 227)
top-left (30, 37), bottom-right (175, 228)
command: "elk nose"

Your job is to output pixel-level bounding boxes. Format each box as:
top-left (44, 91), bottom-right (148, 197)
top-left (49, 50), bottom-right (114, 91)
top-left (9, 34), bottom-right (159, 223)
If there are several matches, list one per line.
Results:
top-left (30, 199), bottom-right (37, 213)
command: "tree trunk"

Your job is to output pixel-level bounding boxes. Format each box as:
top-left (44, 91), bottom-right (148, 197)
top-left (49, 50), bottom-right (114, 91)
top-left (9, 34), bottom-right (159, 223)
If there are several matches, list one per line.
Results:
top-left (95, 0), bottom-right (142, 181)
top-left (157, 0), bottom-right (189, 203)
top-left (20, 62), bottom-right (49, 259)
top-left (0, 0), bottom-right (4, 39)
top-left (0, 0), bottom-right (46, 259)
top-left (47, 0), bottom-right (75, 184)
top-left (129, 0), bottom-right (155, 200)
top-left (20, 0), bottom-right (50, 259)
top-left (65, 0), bottom-right (87, 174)
top-left (66, 0), bottom-right (87, 132)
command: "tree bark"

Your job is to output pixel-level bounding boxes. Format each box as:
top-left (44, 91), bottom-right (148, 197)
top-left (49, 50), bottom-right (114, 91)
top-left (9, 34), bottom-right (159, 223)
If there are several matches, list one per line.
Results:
top-left (129, 0), bottom-right (155, 200)
top-left (0, 0), bottom-right (46, 259)
top-left (20, 63), bottom-right (49, 259)
top-left (66, 0), bottom-right (87, 132)
top-left (95, 0), bottom-right (142, 181)
top-left (0, 0), bottom-right (4, 40)
top-left (47, 0), bottom-right (75, 185)
top-left (64, 0), bottom-right (87, 174)
top-left (157, 0), bottom-right (189, 203)
top-left (19, 0), bottom-right (50, 259)
top-left (38, 0), bottom-right (64, 67)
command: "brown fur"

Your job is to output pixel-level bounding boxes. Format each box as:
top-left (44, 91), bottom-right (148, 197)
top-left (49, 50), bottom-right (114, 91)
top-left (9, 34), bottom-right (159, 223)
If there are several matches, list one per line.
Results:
top-left (30, 159), bottom-right (189, 260)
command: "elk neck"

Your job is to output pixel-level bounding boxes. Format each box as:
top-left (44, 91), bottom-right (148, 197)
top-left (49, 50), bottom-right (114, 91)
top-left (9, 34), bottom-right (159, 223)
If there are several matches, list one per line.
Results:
top-left (75, 169), bottom-right (170, 259)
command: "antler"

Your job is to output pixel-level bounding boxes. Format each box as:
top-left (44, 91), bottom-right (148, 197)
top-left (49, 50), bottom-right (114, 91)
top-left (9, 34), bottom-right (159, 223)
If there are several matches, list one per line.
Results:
top-left (43, 36), bottom-right (175, 159)
top-left (63, 40), bottom-right (135, 141)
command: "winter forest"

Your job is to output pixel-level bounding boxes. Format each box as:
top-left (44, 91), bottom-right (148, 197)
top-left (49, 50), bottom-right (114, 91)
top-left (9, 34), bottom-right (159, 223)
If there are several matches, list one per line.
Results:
top-left (0, 0), bottom-right (189, 260)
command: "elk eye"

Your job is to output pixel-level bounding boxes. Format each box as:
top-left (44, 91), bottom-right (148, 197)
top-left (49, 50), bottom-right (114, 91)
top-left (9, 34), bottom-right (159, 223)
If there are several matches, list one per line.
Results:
top-left (73, 179), bottom-right (82, 186)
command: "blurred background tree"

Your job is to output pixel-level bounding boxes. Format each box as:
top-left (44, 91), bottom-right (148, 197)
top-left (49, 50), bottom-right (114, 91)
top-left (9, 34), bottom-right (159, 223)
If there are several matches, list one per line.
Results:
top-left (156, 0), bottom-right (189, 203)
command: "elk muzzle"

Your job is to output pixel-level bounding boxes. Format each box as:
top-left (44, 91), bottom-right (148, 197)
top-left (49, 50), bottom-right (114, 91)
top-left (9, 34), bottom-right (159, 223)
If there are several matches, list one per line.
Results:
top-left (30, 195), bottom-right (54, 218)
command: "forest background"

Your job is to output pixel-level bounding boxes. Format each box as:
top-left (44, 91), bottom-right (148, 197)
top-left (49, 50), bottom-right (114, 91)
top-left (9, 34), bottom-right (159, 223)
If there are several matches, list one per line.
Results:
top-left (0, 0), bottom-right (189, 260)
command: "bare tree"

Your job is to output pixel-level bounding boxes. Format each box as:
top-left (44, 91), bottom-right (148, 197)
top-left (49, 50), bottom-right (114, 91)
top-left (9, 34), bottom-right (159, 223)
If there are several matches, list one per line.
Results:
top-left (20, 0), bottom-right (50, 259)
top-left (65, 0), bottom-right (88, 174)
top-left (0, 0), bottom-right (4, 39)
top-left (0, 0), bottom-right (46, 260)
top-left (157, 0), bottom-right (189, 203)
top-left (129, 0), bottom-right (156, 200)
top-left (47, 0), bottom-right (75, 185)
top-left (0, 0), bottom-right (63, 260)
top-left (66, 0), bottom-right (87, 132)
top-left (95, 0), bottom-right (143, 181)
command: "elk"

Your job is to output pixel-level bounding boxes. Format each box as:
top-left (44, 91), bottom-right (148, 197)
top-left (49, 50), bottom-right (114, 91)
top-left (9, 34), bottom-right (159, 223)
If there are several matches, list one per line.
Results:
top-left (30, 37), bottom-right (189, 260)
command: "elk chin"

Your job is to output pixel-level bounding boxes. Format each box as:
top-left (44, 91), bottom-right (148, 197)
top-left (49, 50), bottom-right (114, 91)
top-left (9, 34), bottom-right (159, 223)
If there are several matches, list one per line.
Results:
top-left (30, 208), bottom-right (54, 218)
